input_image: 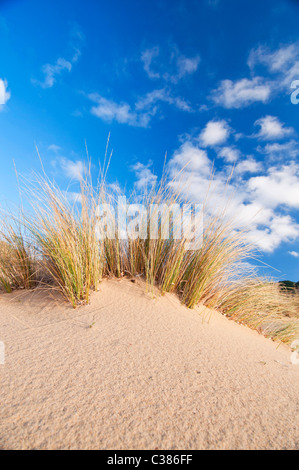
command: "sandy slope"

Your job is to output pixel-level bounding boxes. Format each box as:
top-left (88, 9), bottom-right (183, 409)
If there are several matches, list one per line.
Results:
top-left (0, 279), bottom-right (298, 450)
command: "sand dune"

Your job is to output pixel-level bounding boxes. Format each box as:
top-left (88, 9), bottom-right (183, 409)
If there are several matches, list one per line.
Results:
top-left (0, 279), bottom-right (298, 450)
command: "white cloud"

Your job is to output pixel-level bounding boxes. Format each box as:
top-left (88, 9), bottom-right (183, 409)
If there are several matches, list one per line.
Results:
top-left (48, 144), bottom-right (61, 153)
top-left (60, 158), bottom-right (84, 181)
top-left (199, 120), bottom-right (230, 147)
top-left (210, 42), bottom-right (299, 110)
top-left (211, 77), bottom-right (271, 108)
top-left (248, 43), bottom-right (299, 89)
top-left (32, 29), bottom-right (83, 88)
top-left (141, 47), bottom-right (160, 80)
top-left (0, 79), bottom-right (10, 108)
top-left (135, 88), bottom-right (192, 112)
top-left (34, 58), bottom-right (73, 88)
top-left (288, 251), bottom-right (299, 258)
top-left (173, 96), bottom-right (193, 112)
top-left (164, 53), bottom-right (200, 83)
top-left (131, 162), bottom-right (157, 190)
top-left (254, 116), bottom-right (294, 140)
top-left (176, 55), bottom-right (200, 79)
top-left (88, 89), bottom-right (192, 127)
top-left (218, 146), bottom-right (240, 163)
top-left (248, 44), bottom-right (296, 73)
top-left (246, 215), bottom-right (299, 253)
top-left (257, 140), bottom-right (299, 161)
top-left (141, 46), bottom-right (200, 83)
top-left (168, 142), bottom-right (211, 175)
top-left (135, 89), bottom-right (171, 111)
top-left (165, 139), bottom-right (299, 253)
top-left (235, 158), bottom-right (263, 175)
top-left (88, 93), bottom-right (150, 127)
top-left (247, 163), bottom-right (299, 210)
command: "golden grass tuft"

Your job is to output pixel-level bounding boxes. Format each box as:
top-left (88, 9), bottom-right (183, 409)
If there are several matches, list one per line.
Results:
top-left (215, 280), bottom-right (299, 345)
top-left (0, 220), bottom-right (37, 292)
top-left (22, 174), bottom-right (102, 307)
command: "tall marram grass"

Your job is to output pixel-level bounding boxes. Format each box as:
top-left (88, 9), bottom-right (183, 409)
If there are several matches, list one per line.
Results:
top-left (0, 219), bottom-right (37, 292)
top-left (215, 280), bottom-right (299, 345)
top-left (0, 168), bottom-right (298, 345)
top-left (23, 174), bottom-right (102, 307)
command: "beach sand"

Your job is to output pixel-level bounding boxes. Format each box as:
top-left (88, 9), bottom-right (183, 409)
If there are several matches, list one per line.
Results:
top-left (0, 278), bottom-right (298, 450)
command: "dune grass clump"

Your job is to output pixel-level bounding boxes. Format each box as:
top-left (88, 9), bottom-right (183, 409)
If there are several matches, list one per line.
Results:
top-left (99, 182), bottom-right (253, 312)
top-left (23, 175), bottom-right (102, 307)
top-left (0, 164), bottom-right (297, 345)
top-left (215, 280), bottom-right (299, 344)
top-left (0, 220), bottom-right (37, 292)
top-left (104, 185), bottom-right (191, 290)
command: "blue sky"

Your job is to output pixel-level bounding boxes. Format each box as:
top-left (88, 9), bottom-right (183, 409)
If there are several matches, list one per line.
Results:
top-left (0, 0), bottom-right (299, 280)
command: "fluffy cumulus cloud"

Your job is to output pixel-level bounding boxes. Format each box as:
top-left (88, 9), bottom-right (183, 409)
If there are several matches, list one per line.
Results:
top-left (288, 251), bottom-right (299, 258)
top-left (169, 142), bottom-right (211, 175)
top-left (60, 158), bottom-right (85, 181)
top-left (211, 77), bottom-right (271, 109)
top-left (254, 116), bottom-right (294, 140)
top-left (217, 146), bottom-right (240, 163)
top-left (0, 79), bottom-right (10, 108)
top-left (199, 120), bottom-right (230, 147)
top-left (163, 137), bottom-right (299, 254)
top-left (247, 164), bottom-right (299, 210)
top-left (234, 158), bottom-right (263, 175)
top-left (245, 215), bottom-right (299, 253)
top-left (210, 42), bottom-right (299, 109)
top-left (131, 162), bottom-right (157, 190)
